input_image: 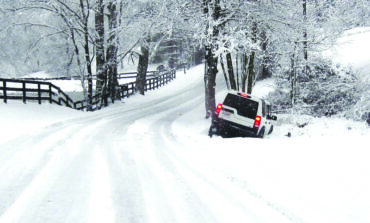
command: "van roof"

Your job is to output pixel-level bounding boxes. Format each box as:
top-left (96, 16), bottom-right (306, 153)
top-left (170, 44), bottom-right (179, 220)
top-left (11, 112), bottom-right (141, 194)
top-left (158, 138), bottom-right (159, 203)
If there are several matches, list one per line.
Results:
top-left (226, 90), bottom-right (271, 104)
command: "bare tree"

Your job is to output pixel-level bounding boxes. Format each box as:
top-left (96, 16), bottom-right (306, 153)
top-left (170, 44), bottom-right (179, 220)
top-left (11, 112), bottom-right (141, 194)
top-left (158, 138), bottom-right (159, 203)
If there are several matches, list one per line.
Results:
top-left (95, 0), bottom-right (106, 98)
top-left (203, 0), bottom-right (221, 119)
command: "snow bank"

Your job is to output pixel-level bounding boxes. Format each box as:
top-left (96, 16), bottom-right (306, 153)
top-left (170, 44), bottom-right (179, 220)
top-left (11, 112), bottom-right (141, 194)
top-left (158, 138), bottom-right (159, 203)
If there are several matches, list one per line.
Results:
top-left (0, 101), bottom-right (85, 143)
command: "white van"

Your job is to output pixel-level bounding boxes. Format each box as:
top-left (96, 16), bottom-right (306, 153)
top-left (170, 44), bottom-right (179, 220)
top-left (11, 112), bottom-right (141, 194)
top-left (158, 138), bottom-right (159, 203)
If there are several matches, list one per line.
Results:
top-left (209, 91), bottom-right (277, 138)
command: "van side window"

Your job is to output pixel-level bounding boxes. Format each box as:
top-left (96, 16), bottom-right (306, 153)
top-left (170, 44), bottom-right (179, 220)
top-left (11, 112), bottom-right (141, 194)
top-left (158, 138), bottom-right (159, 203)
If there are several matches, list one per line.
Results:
top-left (262, 100), bottom-right (266, 117)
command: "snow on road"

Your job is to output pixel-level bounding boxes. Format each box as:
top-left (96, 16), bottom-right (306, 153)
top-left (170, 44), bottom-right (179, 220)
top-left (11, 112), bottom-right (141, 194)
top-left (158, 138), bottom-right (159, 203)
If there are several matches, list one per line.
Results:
top-left (1, 64), bottom-right (369, 223)
top-left (1, 28), bottom-right (370, 222)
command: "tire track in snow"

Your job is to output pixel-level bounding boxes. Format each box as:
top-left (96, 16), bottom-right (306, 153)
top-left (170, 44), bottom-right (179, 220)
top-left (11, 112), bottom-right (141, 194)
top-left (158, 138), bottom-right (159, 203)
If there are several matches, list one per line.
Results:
top-left (87, 149), bottom-right (115, 223)
top-left (141, 85), bottom-right (303, 223)
top-left (226, 176), bottom-right (306, 223)
top-left (115, 78), bottom-right (222, 222)
top-left (147, 100), bottom-right (265, 223)
top-left (119, 83), bottom-right (261, 222)
top-left (0, 71), bottom-right (205, 222)
top-left (0, 119), bottom-right (112, 222)
top-left (0, 125), bottom-right (81, 218)
top-left (105, 140), bottom-right (147, 223)
top-left (40, 118), bottom-right (117, 223)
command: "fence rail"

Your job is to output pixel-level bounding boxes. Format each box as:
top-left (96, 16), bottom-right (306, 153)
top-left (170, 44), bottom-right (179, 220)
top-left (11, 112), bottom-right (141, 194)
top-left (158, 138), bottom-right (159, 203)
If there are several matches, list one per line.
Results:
top-left (18, 71), bottom-right (159, 81)
top-left (74, 69), bottom-right (176, 111)
top-left (1, 69), bottom-right (176, 111)
top-left (0, 78), bottom-right (74, 108)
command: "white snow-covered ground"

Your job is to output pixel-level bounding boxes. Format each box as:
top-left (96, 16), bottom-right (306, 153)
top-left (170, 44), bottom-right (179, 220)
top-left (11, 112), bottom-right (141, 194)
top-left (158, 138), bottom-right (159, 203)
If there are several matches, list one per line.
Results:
top-left (0, 29), bottom-right (370, 223)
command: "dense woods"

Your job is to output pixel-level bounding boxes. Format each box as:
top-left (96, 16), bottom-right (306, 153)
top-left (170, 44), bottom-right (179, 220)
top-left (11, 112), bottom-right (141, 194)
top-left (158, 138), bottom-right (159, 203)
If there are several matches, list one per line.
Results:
top-left (0, 0), bottom-right (369, 114)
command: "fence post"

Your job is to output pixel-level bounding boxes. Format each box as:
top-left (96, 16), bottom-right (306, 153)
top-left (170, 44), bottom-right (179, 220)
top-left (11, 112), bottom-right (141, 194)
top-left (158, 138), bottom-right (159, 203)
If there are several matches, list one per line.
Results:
top-left (22, 82), bottom-right (26, 104)
top-left (38, 83), bottom-right (41, 104)
top-left (3, 80), bottom-right (7, 103)
top-left (58, 89), bottom-right (62, 105)
top-left (67, 95), bottom-right (73, 108)
top-left (49, 84), bottom-right (52, 104)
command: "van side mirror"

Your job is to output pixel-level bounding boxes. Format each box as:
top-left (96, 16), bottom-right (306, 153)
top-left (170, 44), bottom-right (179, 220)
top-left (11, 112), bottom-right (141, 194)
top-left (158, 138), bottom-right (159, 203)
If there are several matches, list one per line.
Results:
top-left (267, 115), bottom-right (277, 121)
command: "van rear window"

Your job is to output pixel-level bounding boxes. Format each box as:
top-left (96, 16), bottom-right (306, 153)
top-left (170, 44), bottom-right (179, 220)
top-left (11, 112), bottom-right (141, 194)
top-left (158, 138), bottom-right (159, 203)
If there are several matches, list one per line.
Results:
top-left (223, 94), bottom-right (258, 119)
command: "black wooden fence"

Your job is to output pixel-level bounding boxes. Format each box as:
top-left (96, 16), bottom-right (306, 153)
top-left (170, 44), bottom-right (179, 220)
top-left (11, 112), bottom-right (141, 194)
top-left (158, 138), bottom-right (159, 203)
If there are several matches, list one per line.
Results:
top-left (73, 69), bottom-right (176, 111)
top-left (0, 78), bottom-right (74, 108)
top-left (18, 71), bottom-right (159, 81)
top-left (0, 69), bottom-right (176, 111)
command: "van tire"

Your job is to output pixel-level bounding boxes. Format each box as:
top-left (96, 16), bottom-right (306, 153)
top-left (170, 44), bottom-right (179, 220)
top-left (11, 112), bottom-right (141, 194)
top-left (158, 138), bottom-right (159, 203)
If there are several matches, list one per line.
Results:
top-left (257, 128), bottom-right (265, 138)
top-left (209, 126), bottom-right (218, 138)
top-left (208, 127), bottom-right (213, 138)
top-left (268, 125), bottom-right (274, 134)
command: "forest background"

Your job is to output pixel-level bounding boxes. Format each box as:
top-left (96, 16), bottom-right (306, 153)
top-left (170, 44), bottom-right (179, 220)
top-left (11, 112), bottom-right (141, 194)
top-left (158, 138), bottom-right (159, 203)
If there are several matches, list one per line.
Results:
top-left (0, 0), bottom-right (369, 117)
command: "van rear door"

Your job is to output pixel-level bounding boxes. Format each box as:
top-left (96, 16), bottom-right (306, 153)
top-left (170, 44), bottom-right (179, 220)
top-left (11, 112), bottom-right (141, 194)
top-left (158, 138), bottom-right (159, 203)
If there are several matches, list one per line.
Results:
top-left (220, 94), bottom-right (258, 127)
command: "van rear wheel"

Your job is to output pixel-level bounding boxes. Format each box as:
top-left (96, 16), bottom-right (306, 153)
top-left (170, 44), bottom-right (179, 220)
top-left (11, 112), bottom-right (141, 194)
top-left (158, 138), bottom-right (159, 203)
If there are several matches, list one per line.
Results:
top-left (208, 126), bottom-right (218, 138)
top-left (257, 128), bottom-right (265, 138)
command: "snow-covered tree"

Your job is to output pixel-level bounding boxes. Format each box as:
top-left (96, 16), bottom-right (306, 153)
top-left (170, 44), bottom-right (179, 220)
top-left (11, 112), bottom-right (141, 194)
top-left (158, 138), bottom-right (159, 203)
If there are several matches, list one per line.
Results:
top-left (0, 0), bottom-right (74, 77)
top-left (1, 0), bottom-right (369, 115)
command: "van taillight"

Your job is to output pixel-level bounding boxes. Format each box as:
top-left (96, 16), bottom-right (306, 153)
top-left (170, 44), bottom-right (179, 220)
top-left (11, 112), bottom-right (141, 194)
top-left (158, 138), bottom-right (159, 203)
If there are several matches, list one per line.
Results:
top-left (238, 92), bottom-right (251, 98)
top-left (216, 104), bottom-right (223, 115)
top-left (254, 116), bottom-right (261, 129)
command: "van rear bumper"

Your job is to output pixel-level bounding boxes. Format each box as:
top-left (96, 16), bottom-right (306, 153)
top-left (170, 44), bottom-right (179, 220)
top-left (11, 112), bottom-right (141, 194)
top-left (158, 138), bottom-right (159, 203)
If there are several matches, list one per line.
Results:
top-left (212, 117), bottom-right (258, 136)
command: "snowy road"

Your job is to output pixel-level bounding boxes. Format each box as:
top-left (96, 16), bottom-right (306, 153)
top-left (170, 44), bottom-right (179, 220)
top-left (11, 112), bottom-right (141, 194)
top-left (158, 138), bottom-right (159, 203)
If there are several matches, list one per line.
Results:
top-left (0, 67), bottom-right (290, 223)
top-left (0, 62), bottom-right (313, 223)
top-left (1, 65), bottom-right (370, 223)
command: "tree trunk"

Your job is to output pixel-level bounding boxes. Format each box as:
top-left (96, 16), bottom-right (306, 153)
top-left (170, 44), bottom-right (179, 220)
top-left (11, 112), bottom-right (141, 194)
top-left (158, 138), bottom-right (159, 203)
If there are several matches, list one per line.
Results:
top-left (204, 46), bottom-right (218, 118)
top-left (245, 21), bottom-right (257, 94)
top-left (136, 46), bottom-right (149, 95)
top-left (226, 53), bottom-right (236, 90)
top-left (236, 53), bottom-right (239, 91)
top-left (303, 0), bottom-right (308, 61)
top-left (246, 51), bottom-right (255, 94)
top-left (241, 53), bottom-right (248, 92)
top-left (95, 0), bottom-right (106, 98)
top-left (70, 28), bottom-right (88, 103)
top-left (203, 0), bottom-right (220, 119)
top-left (84, 33), bottom-right (93, 110)
top-left (219, 54), bottom-right (230, 90)
top-left (79, 0), bottom-right (93, 110)
top-left (260, 30), bottom-right (271, 80)
top-left (107, 1), bottom-right (119, 102)
top-left (290, 41), bottom-right (298, 107)
top-left (290, 53), bottom-right (297, 106)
